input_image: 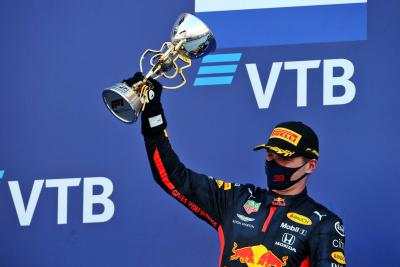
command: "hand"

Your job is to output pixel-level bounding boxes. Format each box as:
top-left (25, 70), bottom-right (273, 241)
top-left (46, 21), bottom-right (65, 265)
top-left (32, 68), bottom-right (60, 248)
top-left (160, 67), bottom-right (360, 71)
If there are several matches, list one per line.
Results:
top-left (123, 72), bottom-right (163, 109)
top-left (123, 72), bottom-right (167, 135)
top-left (122, 72), bottom-right (144, 87)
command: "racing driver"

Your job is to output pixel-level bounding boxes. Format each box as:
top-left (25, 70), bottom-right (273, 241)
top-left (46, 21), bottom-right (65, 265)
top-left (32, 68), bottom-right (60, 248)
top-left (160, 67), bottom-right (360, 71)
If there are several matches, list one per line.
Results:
top-left (126, 73), bottom-right (346, 267)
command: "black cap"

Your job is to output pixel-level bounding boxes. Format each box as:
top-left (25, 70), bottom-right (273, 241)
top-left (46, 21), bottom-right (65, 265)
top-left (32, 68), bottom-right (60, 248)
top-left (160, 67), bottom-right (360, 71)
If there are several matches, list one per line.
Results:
top-left (254, 121), bottom-right (319, 159)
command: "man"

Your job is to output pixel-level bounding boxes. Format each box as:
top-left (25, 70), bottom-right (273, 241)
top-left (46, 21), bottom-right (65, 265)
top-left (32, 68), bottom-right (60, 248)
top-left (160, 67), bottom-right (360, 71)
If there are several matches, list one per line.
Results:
top-left (125, 73), bottom-right (346, 267)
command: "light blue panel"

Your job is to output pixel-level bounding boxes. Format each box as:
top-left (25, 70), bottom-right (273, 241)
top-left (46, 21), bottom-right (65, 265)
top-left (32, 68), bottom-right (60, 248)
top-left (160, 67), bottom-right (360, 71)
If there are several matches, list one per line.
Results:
top-left (202, 53), bottom-right (242, 63)
top-left (198, 65), bottom-right (238, 74)
top-left (194, 76), bottom-right (234, 86)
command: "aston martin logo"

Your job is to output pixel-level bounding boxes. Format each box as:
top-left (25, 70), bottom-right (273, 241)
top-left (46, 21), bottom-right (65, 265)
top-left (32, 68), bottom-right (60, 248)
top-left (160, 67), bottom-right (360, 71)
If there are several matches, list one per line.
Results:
top-left (237, 214), bottom-right (255, 222)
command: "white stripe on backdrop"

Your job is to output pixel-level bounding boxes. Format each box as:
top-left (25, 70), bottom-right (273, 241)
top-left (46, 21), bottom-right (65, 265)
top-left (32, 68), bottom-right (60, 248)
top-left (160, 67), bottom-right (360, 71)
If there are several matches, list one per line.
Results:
top-left (195, 0), bottom-right (367, 13)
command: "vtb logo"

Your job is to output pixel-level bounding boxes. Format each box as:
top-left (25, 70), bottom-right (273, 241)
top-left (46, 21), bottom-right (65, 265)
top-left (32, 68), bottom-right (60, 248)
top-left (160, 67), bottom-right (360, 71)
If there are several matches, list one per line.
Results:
top-left (195, 56), bottom-right (357, 109)
top-left (5, 177), bottom-right (115, 226)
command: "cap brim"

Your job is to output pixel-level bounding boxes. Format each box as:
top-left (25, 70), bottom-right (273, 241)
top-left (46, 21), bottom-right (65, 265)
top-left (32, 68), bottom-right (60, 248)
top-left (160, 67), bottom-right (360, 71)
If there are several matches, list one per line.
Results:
top-left (253, 144), bottom-right (268, 151)
top-left (266, 145), bottom-right (297, 158)
top-left (254, 144), bottom-right (297, 158)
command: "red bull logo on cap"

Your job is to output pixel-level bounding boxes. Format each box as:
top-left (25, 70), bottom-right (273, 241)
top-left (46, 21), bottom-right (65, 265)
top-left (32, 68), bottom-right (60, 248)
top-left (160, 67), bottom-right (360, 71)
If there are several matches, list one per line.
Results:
top-left (230, 242), bottom-right (288, 267)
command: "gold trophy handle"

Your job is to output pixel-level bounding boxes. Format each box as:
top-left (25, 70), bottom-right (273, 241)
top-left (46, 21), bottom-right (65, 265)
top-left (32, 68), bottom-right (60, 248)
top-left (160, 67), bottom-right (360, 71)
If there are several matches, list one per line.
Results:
top-left (133, 40), bottom-right (189, 111)
top-left (136, 42), bottom-right (173, 112)
top-left (162, 54), bottom-right (192, 89)
top-left (139, 42), bottom-right (171, 74)
top-left (137, 40), bottom-right (190, 89)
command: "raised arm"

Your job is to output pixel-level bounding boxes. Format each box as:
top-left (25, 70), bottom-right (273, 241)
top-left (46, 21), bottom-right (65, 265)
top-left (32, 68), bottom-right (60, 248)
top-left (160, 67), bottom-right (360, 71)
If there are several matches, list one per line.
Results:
top-left (123, 73), bottom-right (247, 229)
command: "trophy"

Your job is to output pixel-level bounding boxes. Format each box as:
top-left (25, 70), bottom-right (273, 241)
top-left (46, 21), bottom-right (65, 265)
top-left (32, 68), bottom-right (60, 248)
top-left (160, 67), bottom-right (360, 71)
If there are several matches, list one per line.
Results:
top-left (102, 13), bottom-right (216, 123)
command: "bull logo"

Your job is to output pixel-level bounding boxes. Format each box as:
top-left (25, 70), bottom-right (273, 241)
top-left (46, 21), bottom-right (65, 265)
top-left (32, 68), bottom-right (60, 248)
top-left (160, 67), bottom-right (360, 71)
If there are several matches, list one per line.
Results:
top-left (230, 242), bottom-right (288, 267)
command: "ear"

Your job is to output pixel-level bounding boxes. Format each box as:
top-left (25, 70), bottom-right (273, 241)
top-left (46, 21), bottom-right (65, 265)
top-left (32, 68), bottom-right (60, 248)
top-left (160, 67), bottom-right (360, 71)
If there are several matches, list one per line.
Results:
top-left (305, 159), bottom-right (317, 174)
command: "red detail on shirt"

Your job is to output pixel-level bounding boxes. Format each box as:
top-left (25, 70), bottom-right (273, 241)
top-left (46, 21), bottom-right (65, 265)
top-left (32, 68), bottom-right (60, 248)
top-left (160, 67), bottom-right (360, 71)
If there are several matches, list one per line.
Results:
top-left (262, 206), bottom-right (277, 232)
top-left (153, 147), bottom-right (219, 228)
top-left (218, 226), bottom-right (225, 267)
top-left (300, 256), bottom-right (310, 267)
top-left (153, 148), bottom-right (175, 191)
top-left (272, 197), bottom-right (286, 207)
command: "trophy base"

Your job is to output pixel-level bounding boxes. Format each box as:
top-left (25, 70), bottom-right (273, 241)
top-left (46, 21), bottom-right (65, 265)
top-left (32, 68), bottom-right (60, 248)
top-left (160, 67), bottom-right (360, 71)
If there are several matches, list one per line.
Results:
top-left (102, 83), bottom-right (143, 123)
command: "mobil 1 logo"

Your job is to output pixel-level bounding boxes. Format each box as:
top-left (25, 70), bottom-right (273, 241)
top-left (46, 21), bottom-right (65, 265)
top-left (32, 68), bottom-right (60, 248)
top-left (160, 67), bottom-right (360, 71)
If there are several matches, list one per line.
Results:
top-left (280, 222), bottom-right (308, 236)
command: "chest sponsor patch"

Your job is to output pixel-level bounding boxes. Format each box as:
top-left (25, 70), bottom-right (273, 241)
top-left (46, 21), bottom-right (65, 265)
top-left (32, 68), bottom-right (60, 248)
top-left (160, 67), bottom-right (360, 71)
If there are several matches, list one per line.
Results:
top-left (274, 232), bottom-right (297, 253)
top-left (272, 197), bottom-right (286, 206)
top-left (334, 221), bottom-right (345, 237)
top-left (230, 242), bottom-right (288, 266)
top-left (243, 200), bottom-right (261, 215)
top-left (232, 219), bottom-right (255, 229)
top-left (216, 179), bottom-right (232, 190)
top-left (224, 182), bottom-right (232, 190)
top-left (331, 251), bottom-right (346, 265)
top-left (237, 214), bottom-right (255, 222)
top-left (313, 211), bottom-right (327, 221)
top-left (216, 179), bottom-right (224, 188)
top-left (287, 212), bottom-right (312, 225)
top-left (280, 222), bottom-right (307, 236)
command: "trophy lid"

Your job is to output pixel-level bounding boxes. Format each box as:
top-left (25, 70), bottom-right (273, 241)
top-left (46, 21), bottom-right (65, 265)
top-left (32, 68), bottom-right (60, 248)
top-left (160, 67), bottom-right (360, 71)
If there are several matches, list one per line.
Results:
top-left (171, 13), bottom-right (216, 59)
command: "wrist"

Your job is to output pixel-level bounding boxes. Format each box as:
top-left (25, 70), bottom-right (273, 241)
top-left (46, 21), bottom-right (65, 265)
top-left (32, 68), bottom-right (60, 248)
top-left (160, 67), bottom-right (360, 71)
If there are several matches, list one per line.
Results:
top-left (141, 104), bottom-right (167, 136)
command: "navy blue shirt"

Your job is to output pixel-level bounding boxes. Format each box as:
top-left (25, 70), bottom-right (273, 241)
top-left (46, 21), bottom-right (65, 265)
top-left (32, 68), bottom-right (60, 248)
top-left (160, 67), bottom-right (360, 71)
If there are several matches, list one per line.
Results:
top-left (144, 131), bottom-right (346, 267)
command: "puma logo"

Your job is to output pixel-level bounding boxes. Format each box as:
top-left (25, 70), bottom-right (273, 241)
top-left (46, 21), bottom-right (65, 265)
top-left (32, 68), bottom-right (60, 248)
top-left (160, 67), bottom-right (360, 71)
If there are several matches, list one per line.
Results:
top-left (248, 188), bottom-right (255, 199)
top-left (313, 211), bottom-right (327, 221)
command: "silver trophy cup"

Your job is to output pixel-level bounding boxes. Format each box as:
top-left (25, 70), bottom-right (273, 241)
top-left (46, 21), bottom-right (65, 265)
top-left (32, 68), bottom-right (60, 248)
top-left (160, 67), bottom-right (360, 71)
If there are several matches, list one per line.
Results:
top-left (102, 13), bottom-right (216, 123)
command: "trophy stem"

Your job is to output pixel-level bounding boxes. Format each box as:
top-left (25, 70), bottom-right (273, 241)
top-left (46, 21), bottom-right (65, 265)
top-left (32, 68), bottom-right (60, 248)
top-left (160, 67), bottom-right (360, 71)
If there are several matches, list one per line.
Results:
top-left (174, 40), bottom-right (185, 52)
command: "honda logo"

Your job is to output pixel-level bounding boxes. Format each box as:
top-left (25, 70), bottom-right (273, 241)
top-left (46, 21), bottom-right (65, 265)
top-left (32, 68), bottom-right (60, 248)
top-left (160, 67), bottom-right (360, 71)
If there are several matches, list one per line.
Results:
top-left (282, 233), bottom-right (295, 245)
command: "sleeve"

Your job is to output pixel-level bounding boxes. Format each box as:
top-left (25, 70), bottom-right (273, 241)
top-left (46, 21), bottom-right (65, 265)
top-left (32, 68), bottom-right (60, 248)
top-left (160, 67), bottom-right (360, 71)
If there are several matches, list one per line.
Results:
top-left (309, 217), bottom-right (346, 267)
top-left (144, 130), bottom-right (247, 230)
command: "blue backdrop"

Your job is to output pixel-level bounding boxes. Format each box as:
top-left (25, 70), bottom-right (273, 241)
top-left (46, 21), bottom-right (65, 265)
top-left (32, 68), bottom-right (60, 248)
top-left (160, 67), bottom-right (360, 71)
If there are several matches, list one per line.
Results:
top-left (0, 0), bottom-right (399, 266)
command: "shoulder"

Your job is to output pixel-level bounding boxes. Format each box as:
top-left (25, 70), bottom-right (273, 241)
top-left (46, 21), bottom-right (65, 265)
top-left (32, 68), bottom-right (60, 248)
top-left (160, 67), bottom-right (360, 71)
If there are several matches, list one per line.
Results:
top-left (303, 197), bottom-right (345, 236)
